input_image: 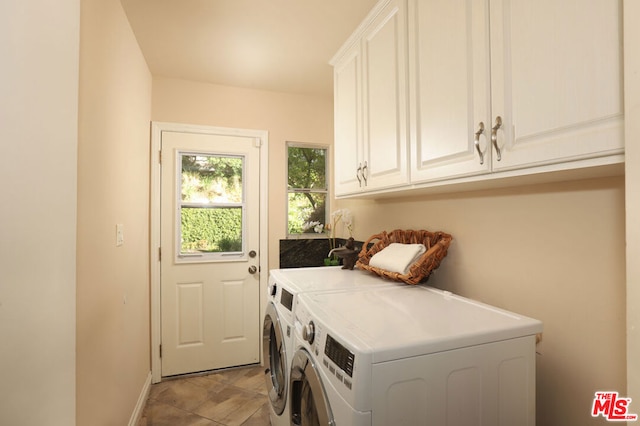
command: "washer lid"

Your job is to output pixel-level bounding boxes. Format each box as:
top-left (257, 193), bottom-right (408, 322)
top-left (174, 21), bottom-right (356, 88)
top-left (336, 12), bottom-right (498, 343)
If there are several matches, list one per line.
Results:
top-left (269, 266), bottom-right (402, 294)
top-left (299, 285), bottom-right (543, 363)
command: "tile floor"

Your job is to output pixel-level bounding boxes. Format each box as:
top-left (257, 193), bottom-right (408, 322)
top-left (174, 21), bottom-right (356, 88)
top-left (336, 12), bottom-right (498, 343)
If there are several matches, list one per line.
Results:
top-left (138, 364), bottom-right (271, 426)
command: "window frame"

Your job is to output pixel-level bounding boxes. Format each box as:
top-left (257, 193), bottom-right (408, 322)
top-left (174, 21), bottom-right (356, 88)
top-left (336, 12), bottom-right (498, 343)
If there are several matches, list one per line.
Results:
top-left (286, 141), bottom-right (330, 239)
top-left (175, 150), bottom-right (247, 263)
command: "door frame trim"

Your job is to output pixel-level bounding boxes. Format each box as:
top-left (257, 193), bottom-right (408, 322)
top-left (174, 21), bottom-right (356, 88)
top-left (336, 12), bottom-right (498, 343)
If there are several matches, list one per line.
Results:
top-left (150, 121), bottom-right (269, 383)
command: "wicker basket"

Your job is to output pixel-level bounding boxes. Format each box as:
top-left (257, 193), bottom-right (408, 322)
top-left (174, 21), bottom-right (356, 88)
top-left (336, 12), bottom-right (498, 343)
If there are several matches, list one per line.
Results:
top-left (356, 229), bottom-right (452, 285)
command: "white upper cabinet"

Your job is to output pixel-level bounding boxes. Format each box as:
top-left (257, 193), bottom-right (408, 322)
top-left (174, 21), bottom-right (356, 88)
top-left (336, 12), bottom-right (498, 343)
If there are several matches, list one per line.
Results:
top-left (409, 0), bottom-right (492, 182)
top-left (332, 0), bottom-right (409, 197)
top-left (333, 0), bottom-right (623, 197)
top-left (489, 0), bottom-right (623, 172)
top-left (410, 0), bottom-right (623, 183)
top-left (333, 44), bottom-right (363, 195)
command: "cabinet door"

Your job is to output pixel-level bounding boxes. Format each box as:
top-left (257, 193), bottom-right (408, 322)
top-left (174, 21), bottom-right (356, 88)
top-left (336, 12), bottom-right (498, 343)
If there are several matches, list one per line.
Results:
top-left (333, 44), bottom-right (363, 197)
top-left (409, 0), bottom-right (492, 183)
top-left (361, 0), bottom-right (409, 191)
top-left (490, 0), bottom-right (623, 171)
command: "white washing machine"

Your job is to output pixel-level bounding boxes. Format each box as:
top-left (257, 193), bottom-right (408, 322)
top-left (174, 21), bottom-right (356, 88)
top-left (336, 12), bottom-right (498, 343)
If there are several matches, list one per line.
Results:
top-left (290, 285), bottom-right (543, 426)
top-left (263, 299), bottom-right (292, 425)
top-left (263, 266), bottom-right (404, 426)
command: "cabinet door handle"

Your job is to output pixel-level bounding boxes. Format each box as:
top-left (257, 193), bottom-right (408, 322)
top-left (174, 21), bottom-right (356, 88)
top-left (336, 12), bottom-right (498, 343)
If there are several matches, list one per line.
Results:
top-left (474, 122), bottom-right (485, 165)
top-left (491, 116), bottom-right (503, 162)
top-left (356, 164), bottom-right (362, 186)
top-left (362, 161), bottom-right (368, 186)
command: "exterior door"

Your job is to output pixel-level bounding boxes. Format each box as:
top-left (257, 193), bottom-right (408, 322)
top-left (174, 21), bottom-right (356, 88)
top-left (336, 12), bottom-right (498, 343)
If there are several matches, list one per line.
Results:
top-left (160, 130), bottom-right (261, 377)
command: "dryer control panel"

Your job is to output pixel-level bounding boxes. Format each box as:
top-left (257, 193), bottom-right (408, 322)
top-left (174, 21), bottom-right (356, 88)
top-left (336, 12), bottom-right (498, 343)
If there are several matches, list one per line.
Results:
top-left (325, 334), bottom-right (355, 378)
top-left (294, 297), bottom-right (357, 397)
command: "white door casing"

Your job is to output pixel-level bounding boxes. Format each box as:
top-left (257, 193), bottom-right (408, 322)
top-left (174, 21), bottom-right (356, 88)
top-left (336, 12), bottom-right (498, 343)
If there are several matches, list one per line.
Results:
top-left (150, 122), bottom-right (269, 382)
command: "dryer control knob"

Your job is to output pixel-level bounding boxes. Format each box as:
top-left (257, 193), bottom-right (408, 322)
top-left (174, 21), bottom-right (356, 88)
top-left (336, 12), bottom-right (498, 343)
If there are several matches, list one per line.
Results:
top-left (302, 321), bottom-right (315, 344)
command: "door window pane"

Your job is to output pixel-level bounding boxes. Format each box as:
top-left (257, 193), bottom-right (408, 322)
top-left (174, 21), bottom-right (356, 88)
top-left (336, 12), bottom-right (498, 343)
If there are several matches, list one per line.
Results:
top-left (180, 207), bottom-right (243, 253)
top-left (181, 154), bottom-right (243, 203)
top-left (179, 153), bottom-right (244, 256)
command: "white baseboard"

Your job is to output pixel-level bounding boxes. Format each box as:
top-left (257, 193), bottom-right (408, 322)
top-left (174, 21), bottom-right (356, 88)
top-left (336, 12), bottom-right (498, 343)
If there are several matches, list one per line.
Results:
top-left (128, 372), bottom-right (152, 426)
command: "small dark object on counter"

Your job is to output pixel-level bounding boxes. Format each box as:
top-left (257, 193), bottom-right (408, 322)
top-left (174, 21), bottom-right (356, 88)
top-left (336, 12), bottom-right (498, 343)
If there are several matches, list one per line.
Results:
top-left (330, 237), bottom-right (359, 270)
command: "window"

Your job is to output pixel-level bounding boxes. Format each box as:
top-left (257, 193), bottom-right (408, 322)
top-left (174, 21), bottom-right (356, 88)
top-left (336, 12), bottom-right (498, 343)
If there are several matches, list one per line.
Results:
top-left (287, 143), bottom-right (328, 236)
top-left (179, 152), bottom-right (244, 258)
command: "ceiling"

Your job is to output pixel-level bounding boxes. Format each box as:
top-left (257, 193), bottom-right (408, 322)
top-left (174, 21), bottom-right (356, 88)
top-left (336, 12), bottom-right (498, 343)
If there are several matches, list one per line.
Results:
top-left (120, 0), bottom-right (378, 97)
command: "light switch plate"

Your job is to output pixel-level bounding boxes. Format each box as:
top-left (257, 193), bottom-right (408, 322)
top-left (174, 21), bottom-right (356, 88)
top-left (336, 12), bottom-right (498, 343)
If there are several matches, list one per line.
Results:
top-left (116, 224), bottom-right (124, 247)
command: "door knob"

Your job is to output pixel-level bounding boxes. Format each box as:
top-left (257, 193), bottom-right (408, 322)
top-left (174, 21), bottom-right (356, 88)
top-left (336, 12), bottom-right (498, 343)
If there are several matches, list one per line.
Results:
top-left (248, 265), bottom-right (258, 274)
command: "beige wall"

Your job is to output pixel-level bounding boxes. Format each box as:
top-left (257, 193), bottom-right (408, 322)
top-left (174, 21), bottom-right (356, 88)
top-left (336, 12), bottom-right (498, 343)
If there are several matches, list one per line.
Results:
top-left (0, 1), bottom-right (79, 424)
top-left (336, 176), bottom-right (626, 425)
top-left (625, 0), bottom-right (640, 403)
top-left (152, 77), bottom-right (335, 271)
top-left (76, 0), bottom-right (152, 424)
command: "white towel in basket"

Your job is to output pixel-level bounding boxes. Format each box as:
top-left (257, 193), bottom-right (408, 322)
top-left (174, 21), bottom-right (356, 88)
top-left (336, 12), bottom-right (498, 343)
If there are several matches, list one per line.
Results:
top-left (369, 243), bottom-right (426, 275)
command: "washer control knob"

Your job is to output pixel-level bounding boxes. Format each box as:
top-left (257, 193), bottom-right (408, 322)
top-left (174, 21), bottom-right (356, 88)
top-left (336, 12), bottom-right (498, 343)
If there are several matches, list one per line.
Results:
top-left (302, 321), bottom-right (315, 344)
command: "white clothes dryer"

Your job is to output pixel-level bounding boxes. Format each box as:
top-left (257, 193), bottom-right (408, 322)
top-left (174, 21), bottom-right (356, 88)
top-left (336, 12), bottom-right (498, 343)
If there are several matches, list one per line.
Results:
top-left (290, 285), bottom-right (543, 426)
top-left (263, 266), bottom-right (403, 426)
